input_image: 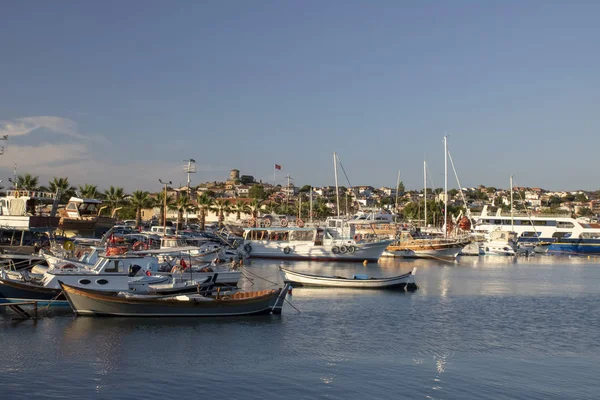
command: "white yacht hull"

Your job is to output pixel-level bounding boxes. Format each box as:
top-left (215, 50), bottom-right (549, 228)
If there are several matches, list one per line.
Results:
top-left (243, 240), bottom-right (392, 262)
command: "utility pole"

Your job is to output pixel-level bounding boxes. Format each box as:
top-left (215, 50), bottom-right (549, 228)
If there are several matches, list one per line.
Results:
top-left (159, 179), bottom-right (172, 235)
top-left (183, 159), bottom-right (196, 227)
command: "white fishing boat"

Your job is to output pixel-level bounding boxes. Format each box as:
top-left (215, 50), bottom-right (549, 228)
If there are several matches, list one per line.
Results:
top-left (241, 226), bottom-right (392, 262)
top-left (279, 266), bottom-right (418, 290)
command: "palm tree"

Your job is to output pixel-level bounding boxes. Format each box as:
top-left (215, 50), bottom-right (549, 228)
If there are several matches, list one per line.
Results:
top-left (230, 201), bottom-right (249, 220)
top-left (129, 190), bottom-right (152, 227)
top-left (154, 191), bottom-right (175, 226)
top-left (264, 201), bottom-right (278, 214)
top-left (210, 199), bottom-right (231, 228)
top-left (196, 194), bottom-right (214, 230)
top-left (43, 177), bottom-right (76, 203)
top-left (174, 194), bottom-right (194, 230)
top-left (103, 186), bottom-right (125, 216)
top-left (16, 173), bottom-right (39, 191)
top-left (246, 199), bottom-right (262, 227)
top-left (78, 184), bottom-right (101, 199)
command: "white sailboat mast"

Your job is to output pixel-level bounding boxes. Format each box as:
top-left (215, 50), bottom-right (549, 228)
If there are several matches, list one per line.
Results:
top-left (424, 161), bottom-right (427, 228)
top-left (395, 170), bottom-right (400, 223)
top-left (510, 175), bottom-right (514, 231)
top-left (334, 152), bottom-right (340, 218)
top-left (444, 136), bottom-right (448, 238)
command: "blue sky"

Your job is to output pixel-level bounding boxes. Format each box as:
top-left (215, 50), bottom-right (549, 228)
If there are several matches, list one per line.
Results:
top-left (1, 1), bottom-right (599, 192)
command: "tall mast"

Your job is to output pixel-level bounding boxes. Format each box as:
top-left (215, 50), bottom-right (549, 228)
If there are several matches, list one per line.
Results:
top-left (309, 186), bottom-right (313, 224)
top-left (394, 170), bottom-right (400, 223)
top-left (510, 175), bottom-right (514, 231)
top-left (334, 152), bottom-right (340, 218)
top-left (444, 136), bottom-right (448, 238)
top-left (424, 161), bottom-right (427, 228)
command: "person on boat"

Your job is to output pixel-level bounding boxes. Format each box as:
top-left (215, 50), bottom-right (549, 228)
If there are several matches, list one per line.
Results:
top-left (180, 257), bottom-right (188, 270)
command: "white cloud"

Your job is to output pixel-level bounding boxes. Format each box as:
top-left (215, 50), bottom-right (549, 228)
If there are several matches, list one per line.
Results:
top-left (0, 116), bottom-right (106, 142)
top-left (0, 115), bottom-right (221, 192)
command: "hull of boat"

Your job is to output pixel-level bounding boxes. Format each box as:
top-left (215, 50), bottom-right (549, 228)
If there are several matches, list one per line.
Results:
top-left (543, 240), bottom-right (600, 255)
top-left (0, 277), bottom-right (66, 305)
top-left (0, 215), bottom-right (59, 231)
top-left (382, 243), bottom-right (463, 259)
top-left (61, 283), bottom-right (288, 317)
top-left (280, 267), bottom-right (417, 290)
top-left (244, 240), bottom-right (392, 262)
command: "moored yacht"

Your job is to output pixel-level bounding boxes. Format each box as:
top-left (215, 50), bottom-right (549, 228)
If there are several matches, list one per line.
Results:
top-left (473, 207), bottom-right (600, 255)
top-left (240, 225), bottom-right (392, 262)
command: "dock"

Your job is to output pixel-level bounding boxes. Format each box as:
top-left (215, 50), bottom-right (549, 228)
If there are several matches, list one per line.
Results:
top-left (0, 301), bottom-right (39, 320)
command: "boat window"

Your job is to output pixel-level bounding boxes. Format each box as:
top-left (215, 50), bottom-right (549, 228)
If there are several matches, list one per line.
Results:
top-left (552, 232), bottom-right (571, 239)
top-left (78, 279), bottom-right (91, 285)
top-left (532, 220), bottom-right (547, 226)
top-left (557, 221), bottom-right (574, 228)
top-left (105, 260), bottom-right (123, 273)
top-left (250, 230), bottom-right (269, 241)
top-left (96, 279), bottom-right (109, 285)
top-left (66, 203), bottom-right (78, 210)
top-left (79, 203), bottom-right (98, 215)
top-left (580, 232), bottom-right (600, 239)
top-left (521, 231), bottom-right (540, 238)
top-left (269, 231), bottom-right (289, 241)
top-left (290, 230), bottom-right (312, 241)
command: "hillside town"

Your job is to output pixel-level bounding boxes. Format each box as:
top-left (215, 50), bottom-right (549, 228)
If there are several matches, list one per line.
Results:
top-left (147, 168), bottom-right (600, 226)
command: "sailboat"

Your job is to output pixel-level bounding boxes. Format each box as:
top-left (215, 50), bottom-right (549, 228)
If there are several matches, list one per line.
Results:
top-left (381, 137), bottom-right (468, 259)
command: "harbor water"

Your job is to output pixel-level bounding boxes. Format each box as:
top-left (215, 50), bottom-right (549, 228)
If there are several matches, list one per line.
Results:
top-left (2, 256), bottom-right (600, 399)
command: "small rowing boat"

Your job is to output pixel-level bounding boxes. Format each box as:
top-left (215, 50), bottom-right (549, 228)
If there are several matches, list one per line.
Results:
top-left (279, 266), bottom-right (417, 290)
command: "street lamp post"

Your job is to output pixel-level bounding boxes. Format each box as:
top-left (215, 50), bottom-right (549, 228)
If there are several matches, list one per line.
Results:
top-left (159, 179), bottom-right (172, 235)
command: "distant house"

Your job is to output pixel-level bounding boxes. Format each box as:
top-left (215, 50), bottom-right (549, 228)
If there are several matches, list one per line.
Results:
top-left (235, 185), bottom-right (250, 197)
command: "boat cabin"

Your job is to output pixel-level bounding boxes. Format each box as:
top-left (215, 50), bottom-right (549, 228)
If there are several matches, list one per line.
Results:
top-left (151, 226), bottom-right (176, 236)
top-left (0, 190), bottom-right (57, 217)
top-left (64, 197), bottom-right (104, 220)
top-left (244, 227), bottom-right (333, 246)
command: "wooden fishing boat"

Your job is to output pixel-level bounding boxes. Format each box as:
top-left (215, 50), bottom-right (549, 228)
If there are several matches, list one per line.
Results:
top-left (279, 266), bottom-right (418, 290)
top-left (60, 281), bottom-right (290, 317)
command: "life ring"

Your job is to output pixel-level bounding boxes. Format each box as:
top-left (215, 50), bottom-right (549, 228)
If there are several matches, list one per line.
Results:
top-left (243, 243), bottom-right (252, 253)
top-left (280, 218), bottom-right (288, 227)
top-left (348, 246), bottom-right (356, 254)
top-left (133, 241), bottom-right (148, 251)
top-left (339, 245), bottom-right (348, 254)
top-left (63, 241), bottom-right (74, 251)
top-left (283, 246), bottom-right (291, 254)
top-left (331, 246), bottom-right (340, 254)
top-left (353, 234), bottom-right (362, 242)
top-left (263, 218), bottom-right (272, 227)
top-left (297, 219), bottom-right (305, 228)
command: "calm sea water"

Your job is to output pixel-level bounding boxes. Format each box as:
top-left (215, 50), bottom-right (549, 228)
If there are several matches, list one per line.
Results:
top-left (2, 255), bottom-right (600, 399)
